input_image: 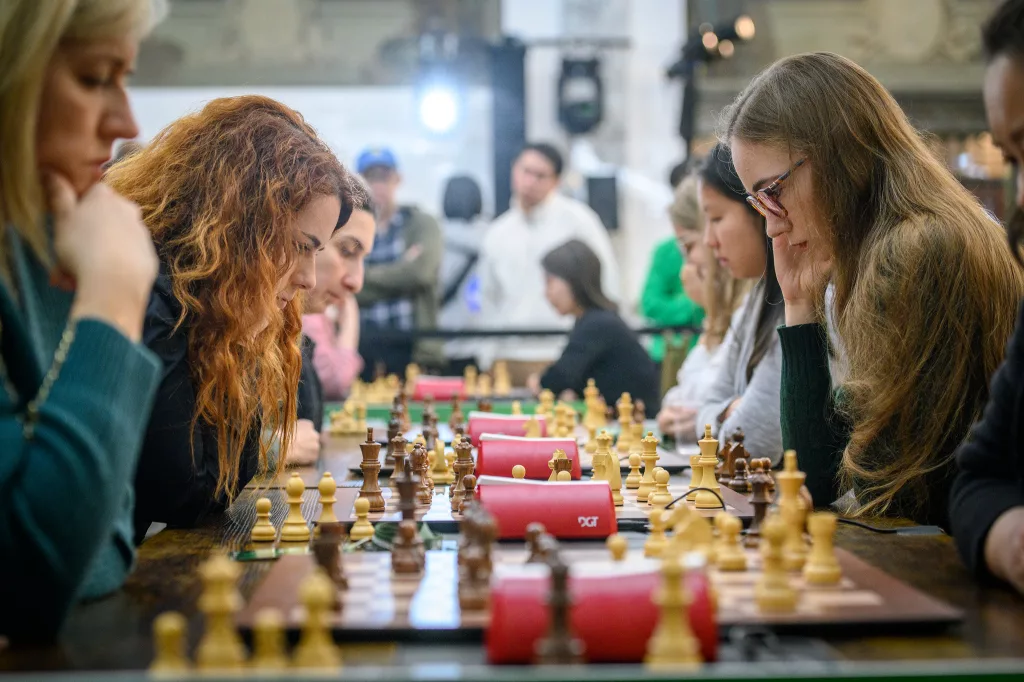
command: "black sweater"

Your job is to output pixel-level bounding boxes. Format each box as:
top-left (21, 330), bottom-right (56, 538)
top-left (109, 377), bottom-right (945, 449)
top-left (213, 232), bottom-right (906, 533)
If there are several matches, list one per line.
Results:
top-left (297, 334), bottom-right (324, 432)
top-left (541, 308), bottom-right (661, 414)
top-left (133, 270), bottom-right (260, 543)
top-left (950, 299), bottom-right (1024, 578)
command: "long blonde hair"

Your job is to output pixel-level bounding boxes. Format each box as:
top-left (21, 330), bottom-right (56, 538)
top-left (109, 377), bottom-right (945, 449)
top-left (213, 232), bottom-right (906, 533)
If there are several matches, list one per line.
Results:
top-left (668, 173), bottom-right (745, 348)
top-left (0, 0), bottom-right (151, 262)
top-left (724, 52), bottom-right (1024, 519)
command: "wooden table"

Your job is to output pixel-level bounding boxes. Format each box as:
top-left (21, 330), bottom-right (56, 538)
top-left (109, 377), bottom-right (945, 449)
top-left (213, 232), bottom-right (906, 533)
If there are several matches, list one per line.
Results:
top-left (3, 435), bottom-right (1024, 681)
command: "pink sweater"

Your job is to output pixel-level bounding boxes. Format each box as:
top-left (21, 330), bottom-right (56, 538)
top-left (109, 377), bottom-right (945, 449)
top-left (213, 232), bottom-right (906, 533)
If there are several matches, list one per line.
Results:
top-left (301, 313), bottom-right (363, 400)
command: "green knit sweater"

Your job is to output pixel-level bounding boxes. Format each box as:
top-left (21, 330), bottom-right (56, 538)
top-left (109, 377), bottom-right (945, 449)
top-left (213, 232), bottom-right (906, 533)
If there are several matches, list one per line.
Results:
top-left (640, 237), bottom-right (704, 362)
top-left (0, 229), bottom-right (161, 641)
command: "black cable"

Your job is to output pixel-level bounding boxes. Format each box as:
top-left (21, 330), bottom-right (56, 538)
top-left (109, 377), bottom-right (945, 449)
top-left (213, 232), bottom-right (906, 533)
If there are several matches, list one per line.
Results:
top-left (665, 486), bottom-right (725, 510)
top-left (835, 517), bottom-right (898, 534)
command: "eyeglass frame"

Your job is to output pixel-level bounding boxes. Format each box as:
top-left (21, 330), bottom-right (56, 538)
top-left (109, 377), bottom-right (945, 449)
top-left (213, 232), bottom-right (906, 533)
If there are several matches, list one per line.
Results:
top-left (745, 158), bottom-right (806, 219)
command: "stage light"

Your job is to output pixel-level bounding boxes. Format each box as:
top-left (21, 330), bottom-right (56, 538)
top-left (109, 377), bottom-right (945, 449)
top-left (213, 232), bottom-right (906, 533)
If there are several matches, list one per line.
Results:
top-left (702, 32), bottom-right (719, 50)
top-left (735, 15), bottom-right (756, 41)
top-left (718, 39), bottom-right (735, 58)
top-left (418, 83), bottom-right (460, 134)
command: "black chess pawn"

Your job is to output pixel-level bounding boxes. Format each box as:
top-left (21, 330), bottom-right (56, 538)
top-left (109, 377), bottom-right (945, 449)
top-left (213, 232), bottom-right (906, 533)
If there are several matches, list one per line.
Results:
top-left (478, 398), bottom-right (493, 413)
top-left (745, 461), bottom-right (772, 548)
top-left (729, 458), bottom-right (751, 494)
top-left (535, 545), bottom-right (584, 664)
top-left (392, 520), bottom-right (425, 574)
top-left (385, 412), bottom-right (401, 464)
top-left (525, 523), bottom-right (548, 563)
top-left (633, 399), bottom-right (646, 424)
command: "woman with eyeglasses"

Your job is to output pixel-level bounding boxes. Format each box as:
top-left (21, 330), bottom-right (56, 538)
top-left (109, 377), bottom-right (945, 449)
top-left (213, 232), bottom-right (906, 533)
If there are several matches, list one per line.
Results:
top-left (725, 52), bottom-right (1024, 528)
top-left (692, 145), bottom-right (785, 461)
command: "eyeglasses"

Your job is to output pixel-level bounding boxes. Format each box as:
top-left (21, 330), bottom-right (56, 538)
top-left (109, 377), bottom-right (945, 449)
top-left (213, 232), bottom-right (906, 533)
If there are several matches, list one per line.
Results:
top-left (746, 158), bottom-right (806, 219)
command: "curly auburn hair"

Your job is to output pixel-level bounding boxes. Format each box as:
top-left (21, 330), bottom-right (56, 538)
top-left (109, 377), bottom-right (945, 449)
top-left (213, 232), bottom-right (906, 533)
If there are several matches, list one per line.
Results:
top-left (106, 94), bottom-right (363, 499)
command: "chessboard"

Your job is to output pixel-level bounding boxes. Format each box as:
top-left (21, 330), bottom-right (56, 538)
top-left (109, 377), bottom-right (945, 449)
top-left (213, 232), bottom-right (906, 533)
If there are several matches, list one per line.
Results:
top-left (236, 544), bottom-right (962, 644)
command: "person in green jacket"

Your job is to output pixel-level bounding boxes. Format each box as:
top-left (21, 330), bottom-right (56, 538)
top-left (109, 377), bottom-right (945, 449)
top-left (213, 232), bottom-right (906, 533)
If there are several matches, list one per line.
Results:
top-left (0, 0), bottom-right (162, 641)
top-left (640, 177), bottom-right (705, 364)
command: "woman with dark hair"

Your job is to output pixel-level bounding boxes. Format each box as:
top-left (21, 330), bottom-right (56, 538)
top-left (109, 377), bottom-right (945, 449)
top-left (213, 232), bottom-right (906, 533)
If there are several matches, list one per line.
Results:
top-left (950, 0), bottom-right (1024, 594)
top-left (106, 95), bottom-right (366, 541)
top-left (694, 144), bottom-right (785, 461)
top-left (527, 239), bottom-right (661, 412)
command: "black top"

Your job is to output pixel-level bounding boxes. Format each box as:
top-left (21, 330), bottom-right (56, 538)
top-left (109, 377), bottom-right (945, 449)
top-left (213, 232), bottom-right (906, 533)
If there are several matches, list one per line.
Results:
top-left (950, 299), bottom-right (1024, 579)
top-left (133, 268), bottom-right (261, 543)
top-left (540, 308), bottom-right (662, 414)
top-left (297, 334), bottom-right (323, 432)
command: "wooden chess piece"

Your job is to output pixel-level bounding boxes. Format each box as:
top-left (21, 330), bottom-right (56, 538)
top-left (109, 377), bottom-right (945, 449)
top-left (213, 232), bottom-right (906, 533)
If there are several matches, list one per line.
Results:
top-left (250, 608), bottom-right (288, 670)
top-left (637, 431), bottom-right (660, 502)
top-left (313, 523), bottom-right (348, 593)
top-left (548, 448), bottom-right (568, 482)
top-left (778, 450), bottom-right (809, 571)
top-left (358, 428), bottom-right (385, 512)
top-left (150, 611), bottom-right (190, 673)
top-left (803, 512), bottom-right (842, 586)
top-left (714, 512), bottom-right (747, 572)
top-left (410, 443), bottom-right (432, 507)
top-left (644, 554), bottom-right (702, 667)
top-left (389, 433), bottom-right (409, 491)
top-left (449, 395), bottom-right (465, 431)
top-left (644, 509), bottom-right (669, 558)
top-left (745, 461), bottom-right (772, 549)
top-left (399, 392), bottom-right (411, 432)
top-left (450, 437), bottom-right (474, 510)
top-left (511, 400), bottom-right (522, 415)
top-left (686, 453), bottom-right (703, 503)
top-left (459, 474), bottom-right (478, 513)
top-left (628, 421), bottom-right (644, 457)
top-left (292, 569), bottom-right (342, 669)
top-left (524, 414), bottom-right (542, 438)
top-left (317, 472), bottom-right (339, 525)
top-left (726, 428), bottom-right (747, 481)
top-left (633, 398), bottom-right (646, 424)
top-left (478, 373), bottom-right (493, 398)
top-left (458, 548), bottom-right (490, 611)
top-left (553, 457), bottom-right (573, 482)
top-left (755, 514), bottom-right (799, 613)
top-left (280, 473), bottom-right (310, 542)
top-left (535, 549), bottom-right (584, 664)
top-left (525, 523), bottom-right (548, 563)
top-left (392, 520), bottom-right (425, 574)
top-left (431, 439), bottom-right (454, 485)
top-left (584, 423), bottom-right (598, 454)
top-left (625, 453), bottom-right (643, 489)
top-left (597, 430), bottom-right (622, 505)
top-left (385, 410), bottom-right (401, 465)
top-left (422, 396), bottom-right (436, 429)
top-left (478, 397), bottom-right (493, 413)
top-left (694, 425), bottom-right (723, 510)
top-left (195, 553), bottom-right (246, 671)
top-left (349, 497), bottom-right (374, 541)
top-left (512, 464), bottom-right (526, 479)
top-left (616, 392), bottom-right (634, 453)
top-left (648, 468), bottom-right (673, 508)
top-left (464, 365), bottom-right (478, 396)
top-left (607, 533), bottom-right (628, 561)
top-left (758, 457), bottom-right (777, 495)
top-left (729, 458), bottom-right (751, 494)
top-left (250, 496), bottom-right (277, 543)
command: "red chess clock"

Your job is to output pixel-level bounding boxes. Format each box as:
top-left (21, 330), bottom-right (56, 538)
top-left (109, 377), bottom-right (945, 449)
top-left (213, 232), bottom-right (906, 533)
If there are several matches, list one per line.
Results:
top-left (467, 413), bottom-right (547, 446)
top-left (412, 376), bottom-right (465, 401)
top-left (477, 435), bottom-right (582, 479)
top-left (475, 477), bottom-right (615, 539)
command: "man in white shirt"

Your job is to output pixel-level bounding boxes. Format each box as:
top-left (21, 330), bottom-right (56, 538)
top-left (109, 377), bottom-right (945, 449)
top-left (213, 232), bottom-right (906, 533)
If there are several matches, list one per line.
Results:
top-left (477, 143), bottom-right (620, 384)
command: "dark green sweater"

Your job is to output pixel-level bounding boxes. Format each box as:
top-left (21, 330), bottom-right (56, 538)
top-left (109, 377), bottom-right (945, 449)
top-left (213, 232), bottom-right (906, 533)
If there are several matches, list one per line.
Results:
top-left (0, 230), bottom-right (161, 641)
top-left (779, 323), bottom-right (953, 528)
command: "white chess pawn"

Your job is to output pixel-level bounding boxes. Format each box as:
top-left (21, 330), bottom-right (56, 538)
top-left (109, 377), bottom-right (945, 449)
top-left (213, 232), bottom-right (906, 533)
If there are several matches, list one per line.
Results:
top-left (292, 569), bottom-right (342, 669)
top-left (250, 497), bottom-right (277, 543)
top-left (803, 512), bottom-right (842, 586)
top-left (648, 468), bottom-right (674, 508)
top-left (714, 512), bottom-right (747, 572)
top-left (349, 497), bottom-right (375, 541)
top-left (644, 509), bottom-right (669, 558)
top-left (280, 473), bottom-right (310, 542)
top-left (318, 472), bottom-right (339, 525)
top-left (150, 611), bottom-right (190, 673)
top-left (251, 608), bottom-right (288, 670)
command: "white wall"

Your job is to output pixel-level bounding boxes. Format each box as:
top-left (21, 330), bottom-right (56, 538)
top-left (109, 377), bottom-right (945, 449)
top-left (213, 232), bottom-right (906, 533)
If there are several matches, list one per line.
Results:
top-left (127, 86), bottom-right (495, 219)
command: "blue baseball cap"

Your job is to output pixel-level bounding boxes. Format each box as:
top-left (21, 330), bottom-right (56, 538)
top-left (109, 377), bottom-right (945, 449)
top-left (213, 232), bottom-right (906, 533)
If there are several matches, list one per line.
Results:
top-left (356, 147), bottom-right (398, 174)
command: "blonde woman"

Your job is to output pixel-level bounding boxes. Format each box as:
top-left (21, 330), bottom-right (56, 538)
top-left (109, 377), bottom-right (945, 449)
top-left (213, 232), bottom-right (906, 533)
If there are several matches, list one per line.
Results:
top-left (656, 174), bottom-right (746, 439)
top-left (725, 52), bottom-right (1024, 527)
top-left (0, 0), bottom-right (160, 639)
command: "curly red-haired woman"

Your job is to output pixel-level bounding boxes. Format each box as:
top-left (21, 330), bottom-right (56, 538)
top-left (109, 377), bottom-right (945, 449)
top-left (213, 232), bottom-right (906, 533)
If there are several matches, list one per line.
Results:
top-left (105, 95), bottom-right (366, 541)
